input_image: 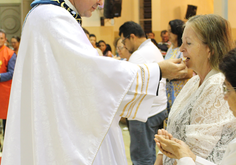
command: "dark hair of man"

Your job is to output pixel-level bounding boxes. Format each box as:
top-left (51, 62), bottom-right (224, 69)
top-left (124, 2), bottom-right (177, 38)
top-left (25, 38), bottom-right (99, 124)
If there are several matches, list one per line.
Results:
top-left (82, 27), bottom-right (89, 35)
top-left (169, 19), bottom-right (184, 47)
top-left (119, 21), bottom-right (145, 38)
top-left (160, 30), bottom-right (167, 37)
top-left (12, 36), bottom-right (21, 42)
top-left (89, 34), bottom-right (96, 38)
top-left (219, 48), bottom-right (236, 87)
top-left (0, 29), bottom-right (6, 38)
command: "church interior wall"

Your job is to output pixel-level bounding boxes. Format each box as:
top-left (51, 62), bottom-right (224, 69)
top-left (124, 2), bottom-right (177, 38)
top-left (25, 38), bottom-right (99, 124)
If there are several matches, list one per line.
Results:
top-left (228, 0), bottom-right (236, 43)
top-left (0, 0), bottom-right (235, 54)
top-left (0, 0), bottom-right (21, 3)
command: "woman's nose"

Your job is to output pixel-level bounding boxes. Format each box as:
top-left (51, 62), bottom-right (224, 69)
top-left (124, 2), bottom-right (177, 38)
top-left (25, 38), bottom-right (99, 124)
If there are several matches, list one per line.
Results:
top-left (179, 43), bottom-right (185, 52)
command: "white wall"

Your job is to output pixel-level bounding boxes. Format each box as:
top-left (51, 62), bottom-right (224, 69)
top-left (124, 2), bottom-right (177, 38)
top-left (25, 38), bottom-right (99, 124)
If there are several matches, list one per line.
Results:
top-left (82, 9), bottom-right (102, 27)
top-left (2, 0), bottom-right (235, 41)
top-left (83, 0), bottom-right (139, 31)
top-left (152, 0), bottom-right (214, 31)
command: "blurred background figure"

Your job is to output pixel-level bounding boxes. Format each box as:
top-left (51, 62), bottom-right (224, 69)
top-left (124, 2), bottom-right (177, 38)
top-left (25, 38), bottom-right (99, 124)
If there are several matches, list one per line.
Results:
top-left (98, 40), bottom-right (113, 57)
top-left (106, 44), bottom-right (112, 55)
top-left (157, 30), bottom-right (171, 57)
top-left (147, 32), bottom-right (155, 39)
top-left (89, 34), bottom-right (103, 56)
top-left (114, 37), bottom-right (131, 129)
top-left (116, 37), bottom-right (131, 60)
top-left (113, 37), bottom-right (121, 57)
top-left (112, 37), bottom-right (121, 60)
top-left (0, 29), bottom-right (17, 137)
top-left (11, 36), bottom-right (20, 55)
top-left (5, 39), bottom-right (13, 50)
top-left (82, 28), bottom-right (103, 56)
top-left (82, 27), bottom-right (90, 39)
top-left (165, 19), bottom-right (193, 113)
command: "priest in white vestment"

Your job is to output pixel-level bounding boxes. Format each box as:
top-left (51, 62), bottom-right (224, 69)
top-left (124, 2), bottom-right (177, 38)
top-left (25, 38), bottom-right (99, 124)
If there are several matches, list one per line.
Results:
top-left (1, 0), bottom-right (187, 165)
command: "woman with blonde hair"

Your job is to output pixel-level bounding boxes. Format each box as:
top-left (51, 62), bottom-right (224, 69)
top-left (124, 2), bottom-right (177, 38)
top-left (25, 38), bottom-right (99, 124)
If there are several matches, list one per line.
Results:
top-left (155, 47), bottom-right (236, 165)
top-left (155, 14), bottom-right (236, 165)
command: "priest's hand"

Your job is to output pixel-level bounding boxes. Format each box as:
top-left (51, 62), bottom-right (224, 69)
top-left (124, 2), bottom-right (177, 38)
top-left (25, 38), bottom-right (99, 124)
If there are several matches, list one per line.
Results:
top-left (158, 59), bottom-right (187, 80)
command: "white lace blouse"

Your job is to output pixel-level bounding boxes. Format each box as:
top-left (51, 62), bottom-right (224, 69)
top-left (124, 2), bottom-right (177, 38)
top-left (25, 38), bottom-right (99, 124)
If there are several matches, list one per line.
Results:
top-left (164, 69), bottom-right (236, 165)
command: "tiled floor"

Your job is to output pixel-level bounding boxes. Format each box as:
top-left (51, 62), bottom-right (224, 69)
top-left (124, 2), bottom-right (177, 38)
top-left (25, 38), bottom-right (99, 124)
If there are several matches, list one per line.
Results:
top-left (119, 122), bottom-right (132, 165)
top-left (120, 120), bottom-right (160, 165)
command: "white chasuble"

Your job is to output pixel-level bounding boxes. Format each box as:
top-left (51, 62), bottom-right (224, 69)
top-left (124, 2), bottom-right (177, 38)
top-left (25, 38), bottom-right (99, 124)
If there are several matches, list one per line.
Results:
top-left (1, 4), bottom-right (160, 165)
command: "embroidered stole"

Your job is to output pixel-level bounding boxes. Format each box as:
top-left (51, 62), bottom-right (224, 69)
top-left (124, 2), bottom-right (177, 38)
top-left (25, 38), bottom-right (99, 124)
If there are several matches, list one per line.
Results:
top-left (31, 0), bottom-right (82, 24)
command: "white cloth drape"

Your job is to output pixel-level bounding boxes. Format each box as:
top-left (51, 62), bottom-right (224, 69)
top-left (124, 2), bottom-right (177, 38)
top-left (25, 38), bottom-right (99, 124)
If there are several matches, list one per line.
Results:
top-left (128, 39), bottom-right (167, 117)
top-left (2, 4), bottom-right (160, 165)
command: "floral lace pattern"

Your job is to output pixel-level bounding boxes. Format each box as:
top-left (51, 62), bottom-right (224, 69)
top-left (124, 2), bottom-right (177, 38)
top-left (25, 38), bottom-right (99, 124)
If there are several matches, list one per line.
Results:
top-left (164, 70), bottom-right (236, 165)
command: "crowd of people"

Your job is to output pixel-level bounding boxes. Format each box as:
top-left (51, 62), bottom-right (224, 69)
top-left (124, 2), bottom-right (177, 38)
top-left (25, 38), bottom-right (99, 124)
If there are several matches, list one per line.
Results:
top-left (0, 30), bottom-right (20, 139)
top-left (83, 25), bottom-right (173, 61)
top-left (0, 0), bottom-right (236, 165)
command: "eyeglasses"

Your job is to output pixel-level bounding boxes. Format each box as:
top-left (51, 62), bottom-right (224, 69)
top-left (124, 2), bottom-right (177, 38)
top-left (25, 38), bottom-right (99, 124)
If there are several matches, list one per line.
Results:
top-left (117, 46), bottom-right (124, 51)
top-left (222, 84), bottom-right (236, 95)
top-left (122, 35), bottom-right (130, 45)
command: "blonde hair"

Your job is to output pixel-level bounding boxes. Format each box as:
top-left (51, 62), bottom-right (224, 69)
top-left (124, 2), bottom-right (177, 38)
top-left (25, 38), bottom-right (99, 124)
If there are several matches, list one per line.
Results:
top-left (186, 14), bottom-right (234, 70)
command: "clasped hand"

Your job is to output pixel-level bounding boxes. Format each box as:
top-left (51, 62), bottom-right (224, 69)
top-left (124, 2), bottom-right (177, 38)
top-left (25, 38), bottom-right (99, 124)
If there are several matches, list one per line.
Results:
top-left (154, 129), bottom-right (196, 161)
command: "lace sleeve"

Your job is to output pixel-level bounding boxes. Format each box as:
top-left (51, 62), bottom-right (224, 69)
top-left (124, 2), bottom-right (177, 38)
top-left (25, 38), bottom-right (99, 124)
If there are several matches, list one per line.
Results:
top-left (186, 83), bottom-right (235, 161)
top-left (164, 73), bottom-right (236, 165)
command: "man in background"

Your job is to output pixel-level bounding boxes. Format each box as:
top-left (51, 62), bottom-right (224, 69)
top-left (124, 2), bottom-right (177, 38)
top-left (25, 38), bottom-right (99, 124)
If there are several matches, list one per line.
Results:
top-left (82, 27), bottom-right (90, 38)
top-left (157, 30), bottom-right (171, 56)
top-left (147, 32), bottom-right (155, 39)
top-left (119, 21), bottom-right (168, 165)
